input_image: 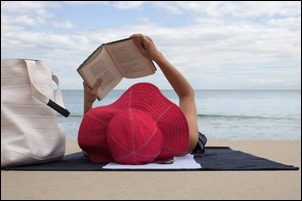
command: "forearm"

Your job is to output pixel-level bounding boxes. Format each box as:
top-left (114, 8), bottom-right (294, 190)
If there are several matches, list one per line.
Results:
top-left (130, 33), bottom-right (194, 98)
top-left (84, 101), bottom-right (93, 115)
top-left (154, 54), bottom-right (195, 99)
top-left (82, 80), bottom-right (102, 115)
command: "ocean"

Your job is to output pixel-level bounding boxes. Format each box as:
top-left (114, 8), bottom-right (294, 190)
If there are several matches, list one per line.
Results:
top-left (58, 89), bottom-right (301, 141)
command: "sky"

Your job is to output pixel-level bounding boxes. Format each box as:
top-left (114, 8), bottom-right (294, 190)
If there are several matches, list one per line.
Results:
top-left (1, 1), bottom-right (301, 90)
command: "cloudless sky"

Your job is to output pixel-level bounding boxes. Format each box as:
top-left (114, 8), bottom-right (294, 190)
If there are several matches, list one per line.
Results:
top-left (1, 1), bottom-right (301, 90)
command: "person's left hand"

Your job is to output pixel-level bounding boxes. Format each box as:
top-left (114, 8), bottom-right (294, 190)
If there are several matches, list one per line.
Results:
top-left (83, 79), bottom-right (102, 104)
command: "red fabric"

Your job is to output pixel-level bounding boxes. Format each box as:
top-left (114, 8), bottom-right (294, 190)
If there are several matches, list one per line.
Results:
top-left (78, 83), bottom-right (189, 164)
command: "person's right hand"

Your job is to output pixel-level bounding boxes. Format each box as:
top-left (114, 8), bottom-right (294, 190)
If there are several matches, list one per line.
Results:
top-left (130, 33), bottom-right (163, 62)
top-left (83, 79), bottom-right (102, 104)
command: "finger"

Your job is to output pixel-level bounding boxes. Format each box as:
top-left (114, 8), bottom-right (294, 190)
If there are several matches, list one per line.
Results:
top-left (133, 39), bottom-right (147, 54)
top-left (130, 33), bottom-right (144, 39)
top-left (142, 36), bottom-right (153, 47)
top-left (92, 79), bottom-right (102, 95)
top-left (83, 81), bottom-right (91, 90)
top-left (144, 35), bottom-right (153, 42)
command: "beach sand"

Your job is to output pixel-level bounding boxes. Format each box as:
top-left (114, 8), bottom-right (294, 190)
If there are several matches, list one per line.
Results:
top-left (1, 140), bottom-right (301, 200)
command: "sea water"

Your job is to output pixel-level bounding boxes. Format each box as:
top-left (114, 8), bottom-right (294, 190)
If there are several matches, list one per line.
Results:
top-left (58, 89), bottom-right (301, 141)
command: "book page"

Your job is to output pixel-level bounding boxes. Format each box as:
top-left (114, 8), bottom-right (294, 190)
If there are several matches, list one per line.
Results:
top-left (105, 39), bottom-right (156, 78)
top-left (77, 48), bottom-right (123, 100)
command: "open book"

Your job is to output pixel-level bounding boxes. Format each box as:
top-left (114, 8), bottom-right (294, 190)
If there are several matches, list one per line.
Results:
top-left (77, 38), bottom-right (157, 100)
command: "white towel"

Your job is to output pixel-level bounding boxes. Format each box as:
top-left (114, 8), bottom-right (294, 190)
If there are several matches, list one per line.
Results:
top-left (103, 154), bottom-right (202, 169)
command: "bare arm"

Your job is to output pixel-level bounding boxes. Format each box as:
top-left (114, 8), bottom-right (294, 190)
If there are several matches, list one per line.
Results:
top-left (130, 34), bottom-right (198, 152)
top-left (83, 79), bottom-right (102, 115)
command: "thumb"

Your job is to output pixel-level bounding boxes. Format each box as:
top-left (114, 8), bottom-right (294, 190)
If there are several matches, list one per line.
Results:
top-left (92, 79), bottom-right (102, 95)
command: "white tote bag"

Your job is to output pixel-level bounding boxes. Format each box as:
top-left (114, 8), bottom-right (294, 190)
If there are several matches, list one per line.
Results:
top-left (1, 59), bottom-right (70, 168)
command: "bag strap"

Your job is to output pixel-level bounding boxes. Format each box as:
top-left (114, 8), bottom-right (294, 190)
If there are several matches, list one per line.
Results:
top-left (24, 60), bottom-right (70, 117)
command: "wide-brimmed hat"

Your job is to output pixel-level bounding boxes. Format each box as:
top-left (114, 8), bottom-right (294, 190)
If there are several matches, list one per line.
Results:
top-left (78, 82), bottom-right (189, 164)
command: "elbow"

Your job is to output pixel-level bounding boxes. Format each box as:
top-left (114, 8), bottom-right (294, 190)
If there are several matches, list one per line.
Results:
top-left (179, 88), bottom-right (195, 100)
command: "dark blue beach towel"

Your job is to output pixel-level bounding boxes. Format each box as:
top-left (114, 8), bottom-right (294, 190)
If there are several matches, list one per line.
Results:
top-left (4, 146), bottom-right (299, 171)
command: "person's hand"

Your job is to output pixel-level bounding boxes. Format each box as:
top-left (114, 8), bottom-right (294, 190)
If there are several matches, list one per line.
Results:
top-left (83, 79), bottom-right (102, 104)
top-left (130, 33), bottom-right (163, 62)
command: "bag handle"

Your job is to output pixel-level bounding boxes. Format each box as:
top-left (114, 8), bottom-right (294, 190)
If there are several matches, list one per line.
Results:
top-left (24, 60), bottom-right (70, 117)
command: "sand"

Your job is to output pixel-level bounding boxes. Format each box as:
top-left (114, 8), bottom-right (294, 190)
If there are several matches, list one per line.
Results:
top-left (1, 140), bottom-right (301, 200)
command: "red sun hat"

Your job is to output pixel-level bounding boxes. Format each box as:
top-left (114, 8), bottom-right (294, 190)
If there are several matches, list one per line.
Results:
top-left (78, 82), bottom-right (189, 165)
